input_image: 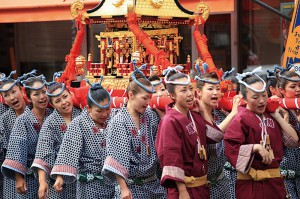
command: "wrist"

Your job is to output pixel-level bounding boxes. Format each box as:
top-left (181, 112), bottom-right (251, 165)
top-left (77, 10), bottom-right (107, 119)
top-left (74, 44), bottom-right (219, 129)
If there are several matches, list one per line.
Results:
top-left (39, 179), bottom-right (47, 184)
top-left (252, 144), bottom-right (261, 153)
top-left (176, 181), bottom-right (187, 193)
top-left (15, 172), bottom-right (24, 180)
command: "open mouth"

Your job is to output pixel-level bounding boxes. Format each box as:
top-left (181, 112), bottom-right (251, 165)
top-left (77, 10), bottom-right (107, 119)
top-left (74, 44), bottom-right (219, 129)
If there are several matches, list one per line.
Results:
top-left (257, 105), bottom-right (266, 110)
top-left (62, 105), bottom-right (70, 110)
top-left (211, 97), bottom-right (218, 101)
top-left (38, 100), bottom-right (47, 105)
top-left (12, 100), bottom-right (19, 106)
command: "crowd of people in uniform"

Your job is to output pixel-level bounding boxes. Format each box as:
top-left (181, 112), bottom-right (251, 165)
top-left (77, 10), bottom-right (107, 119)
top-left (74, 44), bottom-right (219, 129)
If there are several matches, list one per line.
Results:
top-left (0, 62), bottom-right (299, 199)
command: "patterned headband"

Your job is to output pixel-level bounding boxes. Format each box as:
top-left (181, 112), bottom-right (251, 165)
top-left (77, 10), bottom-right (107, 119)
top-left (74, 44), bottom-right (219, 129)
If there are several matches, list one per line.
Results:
top-left (278, 70), bottom-right (300, 82)
top-left (85, 76), bottom-right (111, 109)
top-left (21, 75), bottom-right (47, 90)
top-left (236, 66), bottom-right (266, 93)
top-left (0, 70), bottom-right (37, 92)
top-left (0, 73), bottom-right (6, 80)
top-left (131, 60), bottom-right (154, 93)
top-left (266, 69), bottom-right (276, 80)
top-left (46, 71), bottom-right (66, 97)
top-left (222, 68), bottom-right (235, 80)
top-left (275, 64), bottom-right (300, 82)
top-left (194, 62), bottom-right (220, 84)
top-left (150, 78), bottom-right (163, 86)
top-left (163, 65), bottom-right (191, 85)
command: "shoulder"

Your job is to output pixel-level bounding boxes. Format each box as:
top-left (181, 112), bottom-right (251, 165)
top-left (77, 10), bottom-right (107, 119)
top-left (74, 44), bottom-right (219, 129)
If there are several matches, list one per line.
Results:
top-left (111, 109), bottom-right (126, 123)
top-left (73, 107), bottom-right (82, 115)
top-left (17, 108), bottom-right (32, 120)
top-left (1, 108), bottom-right (14, 118)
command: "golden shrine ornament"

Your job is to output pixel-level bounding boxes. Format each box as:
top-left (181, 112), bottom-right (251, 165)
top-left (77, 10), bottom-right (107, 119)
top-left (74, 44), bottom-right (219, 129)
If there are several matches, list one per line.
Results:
top-left (112, 0), bottom-right (125, 8)
top-left (196, 2), bottom-right (210, 23)
top-left (70, 1), bottom-right (87, 23)
top-left (75, 55), bottom-right (86, 76)
top-left (151, 0), bottom-right (164, 8)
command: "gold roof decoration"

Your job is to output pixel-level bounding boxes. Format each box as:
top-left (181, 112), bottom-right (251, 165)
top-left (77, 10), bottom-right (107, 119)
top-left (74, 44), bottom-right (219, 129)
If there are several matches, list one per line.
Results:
top-left (135, 0), bottom-right (194, 18)
top-left (87, 0), bottom-right (195, 20)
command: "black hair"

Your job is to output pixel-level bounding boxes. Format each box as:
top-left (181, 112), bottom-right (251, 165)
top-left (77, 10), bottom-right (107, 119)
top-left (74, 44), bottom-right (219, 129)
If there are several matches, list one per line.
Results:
top-left (240, 75), bottom-right (264, 99)
top-left (166, 71), bottom-right (188, 94)
top-left (277, 70), bottom-right (299, 90)
top-left (195, 72), bottom-right (219, 90)
top-left (47, 83), bottom-right (70, 104)
top-left (148, 75), bottom-right (166, 87)
top-left (0, 79), bottom-right (21, 94)
top-left (87, 89), bottom-right (110, 108)
top-left (24, 77), bottom-right (45, 100)
top-left (126, 73), bottom-right (152, 98)
top-left (266, 78), bottom-right (277, 97)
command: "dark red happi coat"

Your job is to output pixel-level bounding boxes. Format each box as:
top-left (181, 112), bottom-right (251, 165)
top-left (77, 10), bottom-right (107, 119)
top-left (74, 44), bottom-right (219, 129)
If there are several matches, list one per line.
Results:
top-left (156, 104), bottom-right (222, 199)
top-left (224, 107), bottom-right (286, 199)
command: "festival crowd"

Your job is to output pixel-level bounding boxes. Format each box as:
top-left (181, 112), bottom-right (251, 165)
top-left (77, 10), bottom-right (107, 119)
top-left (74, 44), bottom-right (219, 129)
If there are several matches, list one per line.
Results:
top-left (0, 63), bottom-right (299, 199)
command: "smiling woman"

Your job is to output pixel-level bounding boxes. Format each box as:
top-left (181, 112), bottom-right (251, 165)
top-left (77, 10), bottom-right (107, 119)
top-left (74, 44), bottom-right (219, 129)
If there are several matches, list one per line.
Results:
top-left (1, 75), bottom-right (53, 198)
top-left (31, 78), bottom-right (81, 199)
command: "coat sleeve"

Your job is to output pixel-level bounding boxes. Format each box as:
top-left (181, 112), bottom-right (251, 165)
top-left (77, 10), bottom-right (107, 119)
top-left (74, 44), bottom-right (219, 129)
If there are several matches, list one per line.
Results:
top-left (155, 117), bottom-right (185, 188)
top-left (224, 117), bottom-right (254, 174)
top-left (205, 123), bottom-right (224, 144)
top-left (51, 119), bottom-right (83, 184)
top-left (102, 116), bottom-right (131, 181)
top-left (0, 114), bottom-right (6, 164)
top-left (31, 118), bottom-right (56, 177)
top-left (2, 116), bottom-right (28, 179)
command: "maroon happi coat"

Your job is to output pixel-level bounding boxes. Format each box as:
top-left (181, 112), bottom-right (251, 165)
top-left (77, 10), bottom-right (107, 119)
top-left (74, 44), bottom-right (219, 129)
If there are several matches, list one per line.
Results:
top-left (156, 104), bottom-right (223, 199)
top-left (224, 106), bottom-right (300, 199)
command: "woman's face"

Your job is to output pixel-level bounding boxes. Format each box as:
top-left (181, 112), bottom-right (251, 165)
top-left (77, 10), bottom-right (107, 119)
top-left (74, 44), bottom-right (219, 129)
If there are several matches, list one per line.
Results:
top-left (280, 77), bottom-right (300, 98)
top-left (50, 89), bottom-right (73, 115)
top-left (88, 98), bottom-right (112, 127)
top-left (171, 77), bottom-right (194, 109)
top-left (245, 81), bottom-right (268, 115)
top-left (197, 80), bottom-right (221, 108)
top-left (269, 85), bottom-right (282, 98)
top-left (129, 86), bottom-right (153, 114)
top-left (1, 83), bottom-right (26, 112)
top-left (152, 81), bottom-right (168, 97)
top-left (29, 82), bottom-right (48, 110)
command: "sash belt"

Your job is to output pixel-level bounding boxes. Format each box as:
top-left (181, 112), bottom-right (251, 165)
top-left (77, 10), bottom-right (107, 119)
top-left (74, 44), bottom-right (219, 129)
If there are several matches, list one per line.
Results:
top-left (237, 168), bottom-right (280, 181)
top-left (184, 174), bottom-right (209, 188)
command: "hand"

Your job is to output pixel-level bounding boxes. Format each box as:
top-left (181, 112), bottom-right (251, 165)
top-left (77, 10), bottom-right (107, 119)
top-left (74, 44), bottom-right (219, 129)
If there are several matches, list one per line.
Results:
top-left (253, 144), bottom-right (273, 165)
top-left (53, 175), bottom-right (64, 193)
top-left (270, 95), bottom-right (280, 99)
top-left (294, 109), bottom-right (300, 123)
top-left (120, 187), bottom-right (133, 199)
top-left (16, 173), bottom-right (27, 195)
top-left (38, 181), bottom-right (49, 199)
top-left (153, 108), bottom-right (165, 119)
top-left (231, 94), bottom-right (242, 114)
top-left (270, 107), bottom-right (289, 123)
top-left (179, 190), bottom-right (191, 199)
top-left (192, 98), bottom-right (204, 113)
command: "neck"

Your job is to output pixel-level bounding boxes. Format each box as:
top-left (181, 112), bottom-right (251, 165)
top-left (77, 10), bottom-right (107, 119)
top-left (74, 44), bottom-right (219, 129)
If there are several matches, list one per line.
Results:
top-left (174, 103), bottom-right (189, 117)
top-left (95, 122), bottom-right (104, 129)
top-left (32, 106), bottom-right (46, 118)
top-left (15, 101), bottom-right (26, 116)
top-left (127, 100), bottom-right (140, 119)
top-left (200, 100), bottom-right (213, 115)
top-left (61, 111), bottom-right (72, 125)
